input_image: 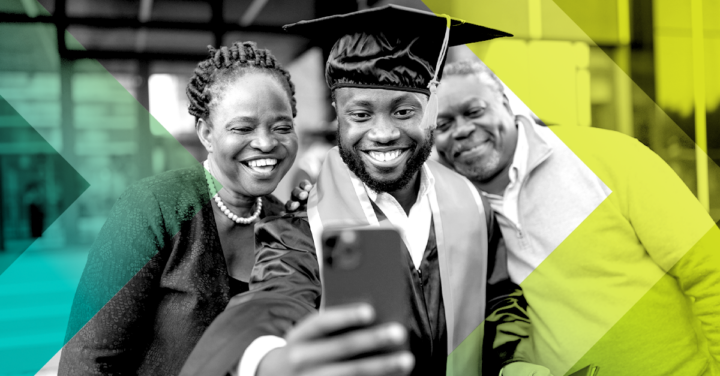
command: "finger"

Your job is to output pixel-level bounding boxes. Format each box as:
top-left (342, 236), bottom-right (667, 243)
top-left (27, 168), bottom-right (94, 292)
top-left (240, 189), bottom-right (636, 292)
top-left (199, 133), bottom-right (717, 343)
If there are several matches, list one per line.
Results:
top-left (285, 201), bottom-right (300, 212)
top-left (288, 304), bottom-right (375, 342)
top-left (301, 351), bottom-right (414, 376)
top-left (292, 187), bottom-right (309, 201)
top-left (300, 180), bottom-right (313, 191)
top-left (295, 323), bottom-right (407, 367)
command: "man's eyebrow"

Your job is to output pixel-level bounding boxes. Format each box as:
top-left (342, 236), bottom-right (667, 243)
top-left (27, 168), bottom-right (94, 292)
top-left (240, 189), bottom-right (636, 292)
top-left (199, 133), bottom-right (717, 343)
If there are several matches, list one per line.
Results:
top-left (346, 99), bottom-right (374, 108)
top-left (456, 97), bottom-right (486, 112)
top-left (459, 96), bottom-right (482, 107)
top-left (438, 97), bottom-right (479, 117)
top-left (390, 93), bottom-right (422, 107)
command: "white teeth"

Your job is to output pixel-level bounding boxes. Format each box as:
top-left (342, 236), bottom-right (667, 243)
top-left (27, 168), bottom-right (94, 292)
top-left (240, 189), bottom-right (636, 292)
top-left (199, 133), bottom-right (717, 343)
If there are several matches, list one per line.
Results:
top-left (368, 150), bottom-right (402, 162)
top-left (247, 158), bottom-right (278, 168)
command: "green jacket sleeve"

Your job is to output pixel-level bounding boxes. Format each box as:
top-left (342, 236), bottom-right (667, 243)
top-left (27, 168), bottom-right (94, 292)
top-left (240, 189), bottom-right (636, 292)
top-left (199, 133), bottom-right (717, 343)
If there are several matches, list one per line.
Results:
top-left (59, 183), bottom-right (167, 375)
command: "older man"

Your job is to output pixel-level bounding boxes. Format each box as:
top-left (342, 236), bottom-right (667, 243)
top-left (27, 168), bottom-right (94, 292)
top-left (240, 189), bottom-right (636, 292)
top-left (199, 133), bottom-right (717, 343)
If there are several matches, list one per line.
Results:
top-left (433, 60), bottom-right (720, 376)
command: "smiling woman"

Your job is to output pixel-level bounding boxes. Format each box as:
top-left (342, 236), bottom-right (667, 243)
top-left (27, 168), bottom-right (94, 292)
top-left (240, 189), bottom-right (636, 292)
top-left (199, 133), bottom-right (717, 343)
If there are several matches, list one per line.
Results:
top-left (59, 42), bottom-right (320, 376)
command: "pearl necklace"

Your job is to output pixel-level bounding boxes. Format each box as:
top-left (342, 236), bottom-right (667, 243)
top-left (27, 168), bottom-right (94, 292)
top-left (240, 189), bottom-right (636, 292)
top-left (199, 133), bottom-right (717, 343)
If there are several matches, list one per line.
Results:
top-left (203, 160), bottom-right (262, 225)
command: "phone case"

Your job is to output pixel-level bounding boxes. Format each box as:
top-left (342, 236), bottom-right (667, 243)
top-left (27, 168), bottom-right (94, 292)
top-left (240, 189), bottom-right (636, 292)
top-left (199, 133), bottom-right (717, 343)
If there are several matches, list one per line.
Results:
top-left (321, 227), bottom-right (410, 327)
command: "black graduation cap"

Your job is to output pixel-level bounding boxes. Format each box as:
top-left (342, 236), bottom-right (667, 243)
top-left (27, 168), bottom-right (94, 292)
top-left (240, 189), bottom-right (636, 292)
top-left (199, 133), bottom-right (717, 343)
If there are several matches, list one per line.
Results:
top-left (283, 4), bottom-right (512, 96)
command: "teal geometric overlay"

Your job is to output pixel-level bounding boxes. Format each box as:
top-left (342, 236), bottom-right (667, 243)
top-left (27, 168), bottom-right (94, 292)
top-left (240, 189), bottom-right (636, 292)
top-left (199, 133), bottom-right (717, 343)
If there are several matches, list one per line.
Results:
top-left (0, 2), bottom-right (201, 373)
top-left (0, 94), bottom-right (90, 275)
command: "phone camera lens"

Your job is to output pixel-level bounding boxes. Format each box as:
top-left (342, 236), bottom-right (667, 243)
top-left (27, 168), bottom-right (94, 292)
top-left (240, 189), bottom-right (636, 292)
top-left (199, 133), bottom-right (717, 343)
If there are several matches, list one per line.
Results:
top-left (324, 236), bottom-right (337, 249)
top-left (340, 230), bottom-right (357, 245)
top-left (334, 245), bottom-right (361, 269)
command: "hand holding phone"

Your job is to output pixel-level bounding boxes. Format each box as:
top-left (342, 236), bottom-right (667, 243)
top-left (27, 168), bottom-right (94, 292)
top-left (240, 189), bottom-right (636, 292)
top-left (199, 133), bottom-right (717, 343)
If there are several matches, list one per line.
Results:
top-left (256, 304), bottom-right (414, 376)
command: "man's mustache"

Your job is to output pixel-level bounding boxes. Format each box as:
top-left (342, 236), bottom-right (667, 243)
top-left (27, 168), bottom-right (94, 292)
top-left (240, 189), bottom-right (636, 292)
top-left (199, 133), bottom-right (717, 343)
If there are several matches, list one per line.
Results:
top-left (450, 136), bottom-right (491, 159)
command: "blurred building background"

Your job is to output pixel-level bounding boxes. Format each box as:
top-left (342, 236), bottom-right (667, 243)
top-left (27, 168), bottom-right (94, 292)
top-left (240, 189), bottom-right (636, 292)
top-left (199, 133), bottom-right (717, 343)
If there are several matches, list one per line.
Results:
top-left (430, 0), bottom-right (720, 221)
top-left (0, 0), bottom-right (718, 375)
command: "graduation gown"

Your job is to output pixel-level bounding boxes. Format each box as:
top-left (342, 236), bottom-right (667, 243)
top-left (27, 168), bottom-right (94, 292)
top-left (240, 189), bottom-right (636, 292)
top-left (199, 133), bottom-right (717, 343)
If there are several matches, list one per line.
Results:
top-left (181, 205), bottom-right (527, 376)
top-left (379, 209), bottom-right (529, 376)
top-left (308, 148), bottom-right (532, 373)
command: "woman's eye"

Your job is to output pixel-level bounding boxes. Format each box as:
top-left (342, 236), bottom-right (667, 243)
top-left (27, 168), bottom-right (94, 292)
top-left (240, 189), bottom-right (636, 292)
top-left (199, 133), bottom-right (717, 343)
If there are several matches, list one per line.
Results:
top-left (274, 124), bottom-right (294, 133)
top-left (231, 127), bottom-right (253, 133)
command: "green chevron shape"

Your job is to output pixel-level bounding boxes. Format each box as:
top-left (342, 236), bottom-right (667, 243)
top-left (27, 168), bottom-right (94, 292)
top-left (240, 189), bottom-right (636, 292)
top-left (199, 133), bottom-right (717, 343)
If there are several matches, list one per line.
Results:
top-left (0, 93), bottom-right (89, 374)
top-left (0, 97), bottom-right (91, 373)
top-left (0, 95), bottom-right (90, 275)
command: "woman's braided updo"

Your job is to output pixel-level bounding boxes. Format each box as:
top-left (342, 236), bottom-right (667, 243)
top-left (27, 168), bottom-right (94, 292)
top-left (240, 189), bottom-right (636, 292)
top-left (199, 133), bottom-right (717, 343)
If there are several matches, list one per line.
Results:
top-left (186, 41), bottom-right (297, 122)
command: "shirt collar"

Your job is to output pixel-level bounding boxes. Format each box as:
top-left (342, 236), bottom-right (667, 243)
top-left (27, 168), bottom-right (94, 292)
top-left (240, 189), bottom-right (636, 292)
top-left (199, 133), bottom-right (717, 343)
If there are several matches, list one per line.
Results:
top-left (364, 163), bottom-right (435, 204)
top-left (509, 115), bottom-right (530, 188)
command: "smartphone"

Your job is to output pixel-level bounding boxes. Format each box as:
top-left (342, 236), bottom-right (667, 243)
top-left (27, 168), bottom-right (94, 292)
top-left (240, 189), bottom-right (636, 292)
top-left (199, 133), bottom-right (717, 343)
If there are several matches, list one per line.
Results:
top-left (321, 227), bottom-right (410, 327)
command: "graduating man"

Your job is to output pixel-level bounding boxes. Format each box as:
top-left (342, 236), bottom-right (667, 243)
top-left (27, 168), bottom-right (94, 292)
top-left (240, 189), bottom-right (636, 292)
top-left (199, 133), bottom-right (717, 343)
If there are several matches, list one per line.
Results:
top-left (182, 6), bottom-right (551, 376)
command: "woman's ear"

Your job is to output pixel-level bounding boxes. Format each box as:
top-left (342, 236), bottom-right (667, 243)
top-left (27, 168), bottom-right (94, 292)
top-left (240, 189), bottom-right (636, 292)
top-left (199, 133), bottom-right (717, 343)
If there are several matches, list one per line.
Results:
top-left (196, 118), bottom-right (213, 153)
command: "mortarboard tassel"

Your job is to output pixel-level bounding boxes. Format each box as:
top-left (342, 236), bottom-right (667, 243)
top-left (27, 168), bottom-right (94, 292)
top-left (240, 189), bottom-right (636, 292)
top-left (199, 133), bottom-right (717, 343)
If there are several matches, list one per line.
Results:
top-left (421, 15), bottom-right (456, 131)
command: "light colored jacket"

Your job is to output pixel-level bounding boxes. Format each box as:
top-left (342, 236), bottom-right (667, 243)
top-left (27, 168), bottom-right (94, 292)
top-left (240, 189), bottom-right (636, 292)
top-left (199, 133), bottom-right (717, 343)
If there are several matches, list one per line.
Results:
top-left (494, 118), bottom-right (719, 376)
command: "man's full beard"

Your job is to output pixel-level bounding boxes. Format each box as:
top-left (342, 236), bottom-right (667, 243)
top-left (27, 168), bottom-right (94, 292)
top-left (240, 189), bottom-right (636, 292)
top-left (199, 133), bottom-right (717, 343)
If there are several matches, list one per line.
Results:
top-left (338, 131), bottom-right (434, 193)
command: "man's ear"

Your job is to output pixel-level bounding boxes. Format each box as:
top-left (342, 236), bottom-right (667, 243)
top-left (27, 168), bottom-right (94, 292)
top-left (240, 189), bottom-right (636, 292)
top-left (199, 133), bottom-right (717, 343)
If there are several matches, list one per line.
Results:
top-left (196, 118), bottom-right (213, 153)
top-left (331, 101), bottom-right (341, 123)
top-left (501, 93), bottom-right (514, 116)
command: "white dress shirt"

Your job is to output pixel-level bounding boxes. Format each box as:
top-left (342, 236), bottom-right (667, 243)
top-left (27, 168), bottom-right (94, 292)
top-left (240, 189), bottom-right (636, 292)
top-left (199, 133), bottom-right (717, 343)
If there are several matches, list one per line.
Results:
top-left (234, 335), bottom-right (287, 376)
top-left (361, 164), bottom-right (435, 270)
